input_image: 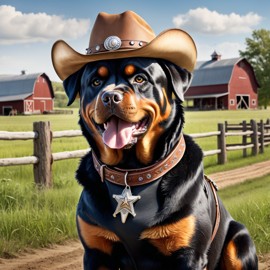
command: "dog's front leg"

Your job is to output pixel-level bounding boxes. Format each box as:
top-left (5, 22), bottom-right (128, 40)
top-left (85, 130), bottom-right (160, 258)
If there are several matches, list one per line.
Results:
top-left (140, 215), bottom-right (208, 269)
top-left (173, 247), bottom-right (208, 269)
top-left (77, 215), bottom-right (120, 270)
top-left (82, 247), bottom-right (117, 270)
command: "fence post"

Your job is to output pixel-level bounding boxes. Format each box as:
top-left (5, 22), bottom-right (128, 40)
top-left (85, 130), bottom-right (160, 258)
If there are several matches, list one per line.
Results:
top-left (242, 120), bottom-right (247, 157)
top-left (217, 123), bottom-right (227, 164)
top-left (250, 119), bottom-right (259, 156)
top-left (33, 121), bottom-right (52, 188)
top-left (224, 121), bottom-right (228, 132)
top-left (259, 120), bottom-right (264, 154)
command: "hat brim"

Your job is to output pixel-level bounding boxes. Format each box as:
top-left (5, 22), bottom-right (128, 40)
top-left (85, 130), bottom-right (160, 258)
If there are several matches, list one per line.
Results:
top-left (51, 29), bottom-right (197, 81)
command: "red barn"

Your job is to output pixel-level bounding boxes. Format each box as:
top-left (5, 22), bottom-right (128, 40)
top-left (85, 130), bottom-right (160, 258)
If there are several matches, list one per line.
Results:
top-left (185, 52), bottom-right (259, 110)
top-left (0, 72), bottom-right (54, 115)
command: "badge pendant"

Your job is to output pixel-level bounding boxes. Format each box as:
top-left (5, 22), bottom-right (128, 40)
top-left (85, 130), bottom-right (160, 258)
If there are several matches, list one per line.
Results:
top-left (112, 172), bottom-right (141, 223)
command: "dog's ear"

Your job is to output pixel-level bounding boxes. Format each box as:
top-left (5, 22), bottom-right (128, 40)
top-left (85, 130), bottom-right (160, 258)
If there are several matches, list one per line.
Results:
top-left (161, 61), bottom-right (193, 102)
top-left (63, 68), bottom-right (84, 106)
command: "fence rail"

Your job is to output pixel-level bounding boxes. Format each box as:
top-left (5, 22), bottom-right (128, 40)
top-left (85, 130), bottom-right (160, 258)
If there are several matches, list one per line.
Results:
top-left (0, 131), bottom-right (37, 140)
top-left (0, 119), bottom-right (269, 187)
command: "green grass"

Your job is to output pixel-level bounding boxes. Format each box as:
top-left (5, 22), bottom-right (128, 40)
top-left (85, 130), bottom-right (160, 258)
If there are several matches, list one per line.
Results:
top-left (219, 175), bottom-right (270, 254)
top-left (0, 108), bottom-right (269, 257)
top-left (0, 178), bottom-right (81, 257)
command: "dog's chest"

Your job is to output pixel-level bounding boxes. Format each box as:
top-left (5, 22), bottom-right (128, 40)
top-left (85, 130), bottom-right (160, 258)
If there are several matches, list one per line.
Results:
top-left (79, 178), bottom-right (161, 255)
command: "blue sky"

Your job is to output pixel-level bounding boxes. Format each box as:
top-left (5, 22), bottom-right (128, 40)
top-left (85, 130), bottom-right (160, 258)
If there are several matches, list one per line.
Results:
top-left (0, 0), bottom-right (269, 81)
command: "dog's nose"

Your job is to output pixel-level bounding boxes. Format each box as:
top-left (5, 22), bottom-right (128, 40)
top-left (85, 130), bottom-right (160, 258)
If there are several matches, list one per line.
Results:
top-left (101, 91), bottom-right (123, 106)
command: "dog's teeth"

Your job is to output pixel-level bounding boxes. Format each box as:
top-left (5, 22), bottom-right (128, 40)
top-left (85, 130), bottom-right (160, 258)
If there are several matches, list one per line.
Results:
top-left (104, 123), bottom-right (107, 130)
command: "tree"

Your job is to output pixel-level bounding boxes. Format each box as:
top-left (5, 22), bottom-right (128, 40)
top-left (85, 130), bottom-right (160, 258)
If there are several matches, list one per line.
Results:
top-left (52, 81), bottom-right (79, 108)
top-left (239, 29), bottom-right (270, 109)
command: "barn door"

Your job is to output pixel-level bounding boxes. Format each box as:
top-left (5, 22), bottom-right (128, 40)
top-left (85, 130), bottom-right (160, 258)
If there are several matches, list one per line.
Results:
top-left (236, 95), bottom-right (249, 109)
top-left (24, 100), bottom-right (34, 113)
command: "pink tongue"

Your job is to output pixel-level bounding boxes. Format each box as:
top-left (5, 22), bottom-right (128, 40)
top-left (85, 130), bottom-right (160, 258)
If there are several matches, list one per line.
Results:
top-left (103, 117), bottom-right (134, 149)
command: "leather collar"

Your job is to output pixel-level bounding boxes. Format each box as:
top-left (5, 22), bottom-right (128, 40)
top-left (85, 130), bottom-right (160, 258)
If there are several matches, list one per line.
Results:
top-left (92, 134), bottom-right (186, 186)
top-left (204, 175), bottom-right (220, 243)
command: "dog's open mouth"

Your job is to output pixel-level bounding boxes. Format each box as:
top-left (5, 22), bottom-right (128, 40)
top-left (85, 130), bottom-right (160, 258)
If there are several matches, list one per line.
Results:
top-left (97, 116), bottom-right (149, 149)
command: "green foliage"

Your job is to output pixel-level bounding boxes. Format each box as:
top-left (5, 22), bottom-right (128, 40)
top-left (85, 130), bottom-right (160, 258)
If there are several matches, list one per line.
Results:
top-left (52, 81), bottom-right (64, 93)
top-left (52, 81), bottom-right (80, 108)
top-left (240, 29), bottom-right (270, 108)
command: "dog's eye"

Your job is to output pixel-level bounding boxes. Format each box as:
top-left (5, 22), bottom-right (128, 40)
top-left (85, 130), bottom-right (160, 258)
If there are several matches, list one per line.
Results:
top-left (134, 75), bottom-right (145, 84)
top-left (92, 78), bottom-right (102, 87)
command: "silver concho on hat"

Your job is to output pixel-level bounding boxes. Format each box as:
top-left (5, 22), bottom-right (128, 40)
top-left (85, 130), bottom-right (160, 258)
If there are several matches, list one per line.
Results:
top-left (104, 36), bottom-right (122, 51)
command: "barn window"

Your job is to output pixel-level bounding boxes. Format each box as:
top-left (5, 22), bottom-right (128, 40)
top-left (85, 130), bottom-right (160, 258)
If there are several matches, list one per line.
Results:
top-left (252, 99), bottom-right (256, 105)
top-left (230, 99), bottom-right (234, 105)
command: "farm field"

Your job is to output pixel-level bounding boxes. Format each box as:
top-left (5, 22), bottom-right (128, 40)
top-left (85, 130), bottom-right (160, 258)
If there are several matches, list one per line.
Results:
top-left (0, 108), bottom-right (270, 258)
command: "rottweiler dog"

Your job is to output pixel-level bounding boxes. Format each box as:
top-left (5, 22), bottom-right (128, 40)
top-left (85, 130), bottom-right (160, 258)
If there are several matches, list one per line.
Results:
top-left (64, 57), bottom-right (258, 269)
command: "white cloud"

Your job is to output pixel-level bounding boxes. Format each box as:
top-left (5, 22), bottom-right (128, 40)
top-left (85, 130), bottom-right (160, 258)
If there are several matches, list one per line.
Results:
top-left (173, 7), bottom-right (262, 35)
top-left (0, 5), bottom-right (90, 44)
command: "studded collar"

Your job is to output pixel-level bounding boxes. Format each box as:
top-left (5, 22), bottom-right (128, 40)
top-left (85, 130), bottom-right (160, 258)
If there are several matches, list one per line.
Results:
top-left (92, 134), bottom-right (186, 187)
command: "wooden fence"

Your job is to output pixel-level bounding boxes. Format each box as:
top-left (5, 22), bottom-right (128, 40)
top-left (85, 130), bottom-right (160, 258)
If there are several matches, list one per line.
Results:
top-left (0, 119), bottom-right (269, 187)
top-left (0, 122), bottom-right (88, 188)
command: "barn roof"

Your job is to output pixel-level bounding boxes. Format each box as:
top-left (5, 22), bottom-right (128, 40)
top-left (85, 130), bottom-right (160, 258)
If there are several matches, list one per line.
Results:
top-left (190, 57), bottom-right (242, 87)
top-left (0, 73), bottom-right (53, 102)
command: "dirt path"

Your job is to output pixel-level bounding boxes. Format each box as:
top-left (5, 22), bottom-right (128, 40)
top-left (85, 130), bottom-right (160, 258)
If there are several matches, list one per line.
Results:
top-left (209, 159), bottom-right (270, 189)
top-left (1, 160), bottom-right (270, 270)
top-left (0, 241), bottom-right (83, 270)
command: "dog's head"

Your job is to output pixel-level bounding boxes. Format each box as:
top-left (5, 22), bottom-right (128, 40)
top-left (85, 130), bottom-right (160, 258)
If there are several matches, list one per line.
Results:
top-left (64, 58), bottom-right (191, 166)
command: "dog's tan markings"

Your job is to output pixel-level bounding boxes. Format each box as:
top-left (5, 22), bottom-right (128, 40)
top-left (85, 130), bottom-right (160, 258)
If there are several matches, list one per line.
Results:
top-left (77, 216), bottom-right (120, 255)
top-left (160, 87), bottom-right (169, 111)
top-left (136, 93), bottom-right (172, 164)
top-left (124, 64), bottom-right (136, 76)
top-left (80, 101), bottom-right (103, 149)
top-left (140, 215), bottom-right (196, 256)
top-left (80, 102), bottom-right (123, 165)
top-left (100, 148), bottom-right (123, 165)
top-left (97, 66), bottom-right (109, 78)
top-left (221, 240), bottom-right (243, 270)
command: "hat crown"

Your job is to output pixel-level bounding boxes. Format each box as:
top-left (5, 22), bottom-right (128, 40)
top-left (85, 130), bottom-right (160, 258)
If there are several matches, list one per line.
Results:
top-left (52, 11), bottom-right (197, 81)
top-left (89, 11), bottom-right (156, 49)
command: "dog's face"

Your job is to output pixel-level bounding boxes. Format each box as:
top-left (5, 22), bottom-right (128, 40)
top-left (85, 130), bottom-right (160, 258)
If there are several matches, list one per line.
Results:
top-left (64, 58), bottom-right (191, 166)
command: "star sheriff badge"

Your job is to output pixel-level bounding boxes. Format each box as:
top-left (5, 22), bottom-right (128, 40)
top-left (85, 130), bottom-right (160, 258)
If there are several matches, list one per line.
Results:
top-left (113, 186), bottom-right (141, 223)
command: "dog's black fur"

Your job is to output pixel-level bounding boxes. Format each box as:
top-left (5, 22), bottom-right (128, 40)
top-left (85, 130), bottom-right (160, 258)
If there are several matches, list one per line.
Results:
top-left (64, 58), bottom-right (258, 269)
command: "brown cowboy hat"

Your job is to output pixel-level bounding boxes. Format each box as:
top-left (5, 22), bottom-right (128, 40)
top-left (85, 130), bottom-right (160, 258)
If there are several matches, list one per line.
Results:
top-left (51, 10), bottom-right (197, 81)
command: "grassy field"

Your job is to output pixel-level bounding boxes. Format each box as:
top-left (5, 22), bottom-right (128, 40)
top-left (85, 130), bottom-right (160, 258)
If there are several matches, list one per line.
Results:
top-left (219, 175), bottom-right (270, 254)
top-left (0, 108), bottom-right (270, 257)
